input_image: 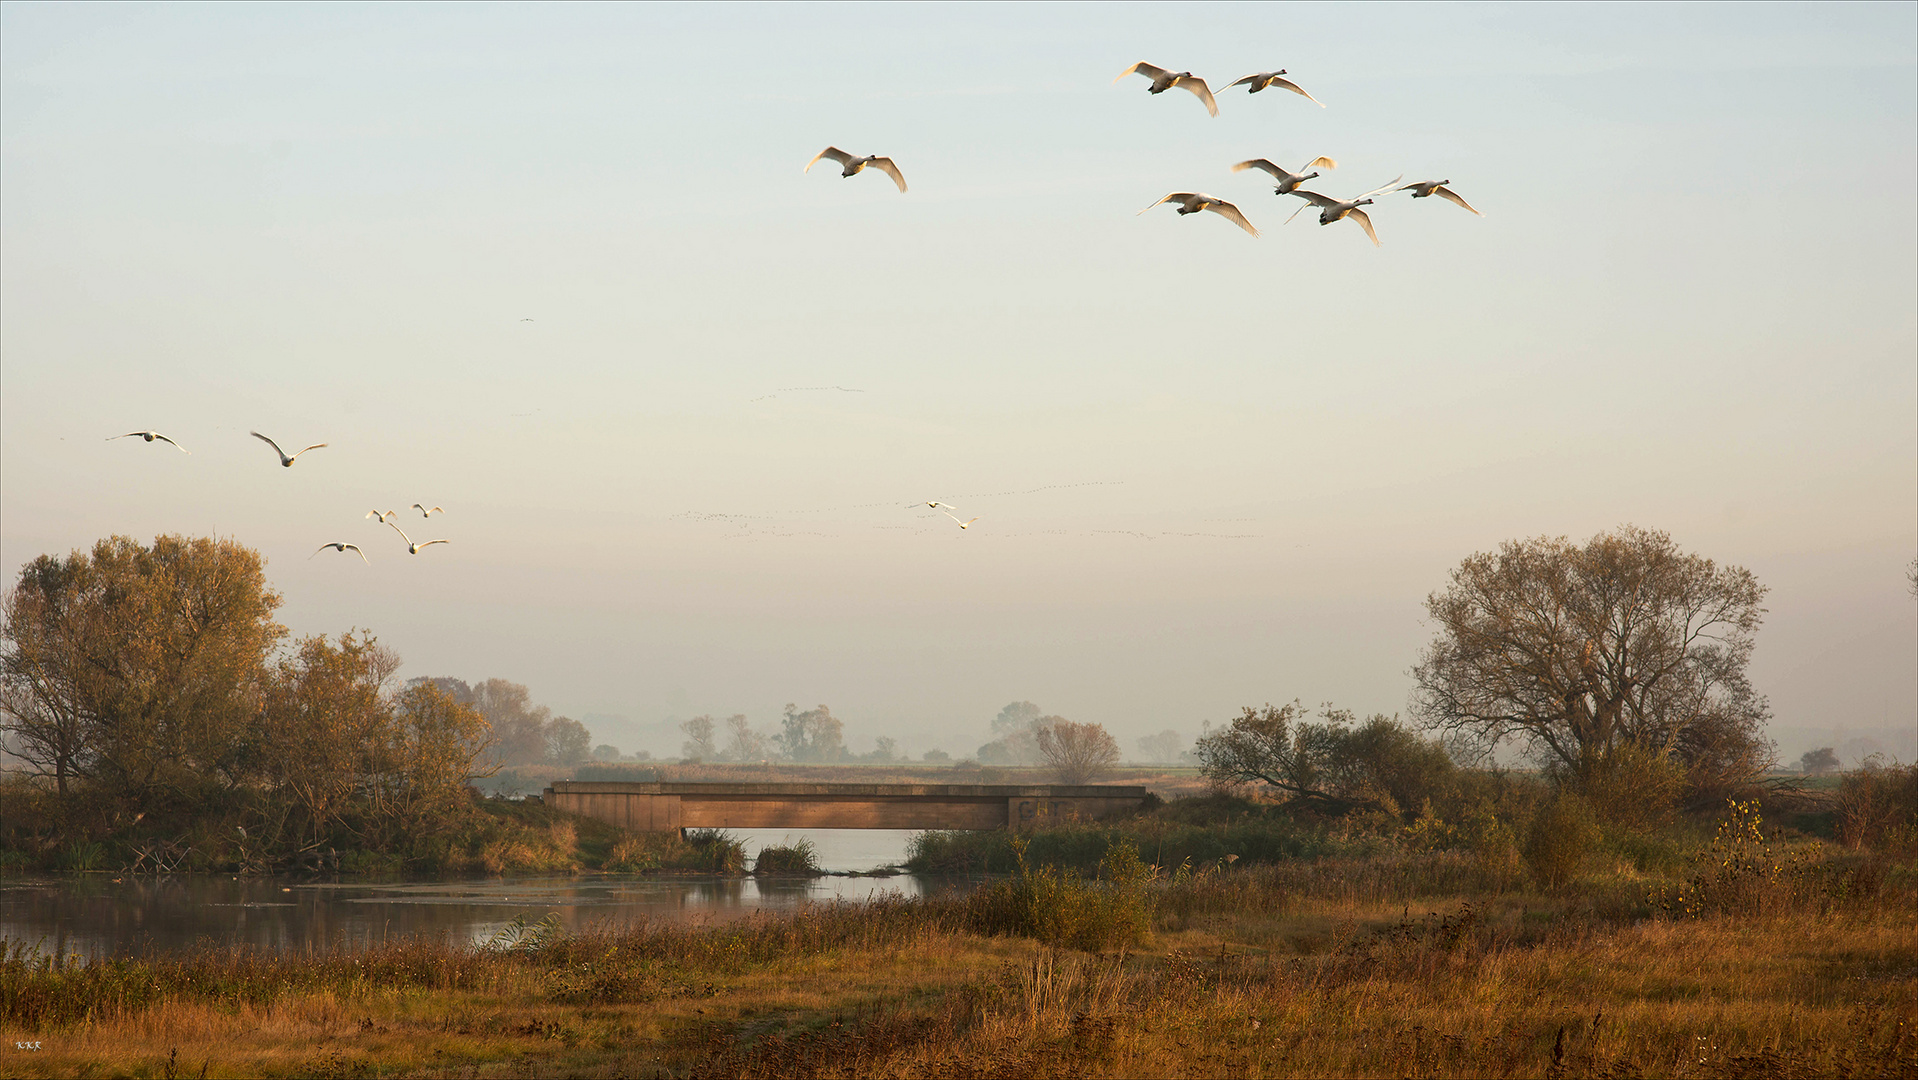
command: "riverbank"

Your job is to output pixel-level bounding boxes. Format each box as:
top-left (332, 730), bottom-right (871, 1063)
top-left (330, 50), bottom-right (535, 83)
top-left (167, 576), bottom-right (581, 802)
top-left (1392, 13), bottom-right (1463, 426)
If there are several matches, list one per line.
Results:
top-left (5, 820), bottom-right (1913, 1079)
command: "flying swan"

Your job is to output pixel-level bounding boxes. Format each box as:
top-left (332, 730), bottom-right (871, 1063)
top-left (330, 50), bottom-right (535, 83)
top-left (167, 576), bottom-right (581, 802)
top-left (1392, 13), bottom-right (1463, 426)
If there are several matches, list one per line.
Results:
top-left (1113, 63), bottom-right (1219, 117)
top-left (109, 431), bottom-right (189, 453)
top-left (250, 431), bottom-right (327, 467)
top-left (1284, 176), bottom-right (1404, 246)
top-left (1139, 193), bottom-right (1259, 236)
top-left (386, 521), bottom-right (450, 555)
top-left (805, 147), bottom-right (908, 192)
top-left (1231, 156), bottom-right (1338, 196)
top-left (1220, 71), bottom-right (1325, 107)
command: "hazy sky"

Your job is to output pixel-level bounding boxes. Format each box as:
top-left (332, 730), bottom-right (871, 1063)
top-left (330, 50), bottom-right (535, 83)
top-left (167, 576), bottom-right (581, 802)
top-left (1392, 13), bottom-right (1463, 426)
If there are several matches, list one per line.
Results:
top-left (3, 2), bottom-right (1913, 761)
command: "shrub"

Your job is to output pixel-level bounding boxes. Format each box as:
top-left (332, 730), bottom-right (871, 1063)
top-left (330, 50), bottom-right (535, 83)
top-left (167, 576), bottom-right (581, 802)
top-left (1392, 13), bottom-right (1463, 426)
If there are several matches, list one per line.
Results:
top-left (1523, 792), bottom-right (1598, 891)
top-left (752, 839), bottom-right (821, 875)
top-left (1834, 760), bottom-right (1918, 855)
top-left (961, 838), bottom-right (1153, 951)
top-left (1655, 799), bottom-right (1822, 918)
top-left (1574, 740), bottom-right (1683, 831)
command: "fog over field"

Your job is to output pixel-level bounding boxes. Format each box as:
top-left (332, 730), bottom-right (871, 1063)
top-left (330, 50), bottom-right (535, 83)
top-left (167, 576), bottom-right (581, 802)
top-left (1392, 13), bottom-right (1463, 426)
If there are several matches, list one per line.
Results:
top-left (2, 3), bottom-right (1912, 763)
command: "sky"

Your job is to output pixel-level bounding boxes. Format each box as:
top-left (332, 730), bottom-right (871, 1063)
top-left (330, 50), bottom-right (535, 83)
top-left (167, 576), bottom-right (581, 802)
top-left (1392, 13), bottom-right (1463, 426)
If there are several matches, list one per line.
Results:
top-left (3, 2), bottom-right (1914, 763)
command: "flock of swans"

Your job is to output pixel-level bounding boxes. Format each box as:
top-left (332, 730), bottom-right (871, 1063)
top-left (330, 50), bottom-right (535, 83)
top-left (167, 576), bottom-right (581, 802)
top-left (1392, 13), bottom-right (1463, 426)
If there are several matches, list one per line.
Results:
top-left (808, 59), bottom-right (1480, 248)
top-left (108, 428), bottom-right (448, 564)
top-left (111, 57), bottom-right (1475, 550)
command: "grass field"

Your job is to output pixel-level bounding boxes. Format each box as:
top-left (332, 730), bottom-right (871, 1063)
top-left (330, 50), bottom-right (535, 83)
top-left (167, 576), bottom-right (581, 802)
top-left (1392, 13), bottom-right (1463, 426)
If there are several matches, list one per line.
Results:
top-left (4, 797), bottom-right (1913, 1079)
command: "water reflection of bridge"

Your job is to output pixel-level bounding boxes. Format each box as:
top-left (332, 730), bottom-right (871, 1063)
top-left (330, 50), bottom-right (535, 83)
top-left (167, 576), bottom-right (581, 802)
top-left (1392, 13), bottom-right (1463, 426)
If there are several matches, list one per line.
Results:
top-left (542, 781), bottom-right (1149, 833)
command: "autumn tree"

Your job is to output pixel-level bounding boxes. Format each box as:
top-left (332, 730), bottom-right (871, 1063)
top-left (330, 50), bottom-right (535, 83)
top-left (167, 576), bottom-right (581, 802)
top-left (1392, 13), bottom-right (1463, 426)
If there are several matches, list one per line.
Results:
top-left (359, 682), bottom-right (491, 851)
top-left (1412, 526), bottom-right (1771, 803)
top-left (978, 701), bottom-right (1054, 765)
top-left (251, 632), bottom-right (398, 853)
top-left (1136, 729), bottom-right (1187, 763)
top-left (680, 714), bottom-right (717, 760)
top-left (545, 717), bottom-right (592, 766)
top-left (779, 703), bottom-right (845, 762)
top-left (721, 714), bottom-right (765, 762)
top-left (0, 535), bottom-right (283, 808)
top-left (1800, 747), bottom-right (1841, 776)
top-left (1195, 703), bottom-right (1456, 817)
top-left (1036, 719), bottom-right (1120, 784)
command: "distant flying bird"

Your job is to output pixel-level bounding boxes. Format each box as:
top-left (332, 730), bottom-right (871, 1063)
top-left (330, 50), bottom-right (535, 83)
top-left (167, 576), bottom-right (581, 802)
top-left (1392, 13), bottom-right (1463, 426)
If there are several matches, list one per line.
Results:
top-left (940, 510), bottom-right (979, 530)
top-left (804, 147), bottom-right (908, 192)
top-left (1231, 156), bottom-right (1338, 196)
top-left (311, 542), bottom-right (369, 564)
top-left (365, 509), bottom-right (398, 523)
top-left (385, 521), bottom-right (449, 555)
top-left (412, 503), bottom-right (444, 517)
top-left (1221, 70), bottom-right (1325, 107)
top-left (109, 431), bottom-right (189, 453)
top-left (915, 501), bottom-right (959, 511)
top-left (1113, 62), bottom-right (1219, 117)
top-left (1284, 176), bottom-right (1404, 246)
top-left (250, 431), bottom-right (327, 467)
top-left (1394, 179), bottom-right (1482, 215)
top-left (1139, 193), bottom-right (1259, 237)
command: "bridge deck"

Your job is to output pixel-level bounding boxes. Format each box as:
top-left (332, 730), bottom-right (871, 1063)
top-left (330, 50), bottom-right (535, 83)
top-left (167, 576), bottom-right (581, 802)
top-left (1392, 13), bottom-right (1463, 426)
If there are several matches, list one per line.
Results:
top-left (542, 781), bottom-right (1149, 833)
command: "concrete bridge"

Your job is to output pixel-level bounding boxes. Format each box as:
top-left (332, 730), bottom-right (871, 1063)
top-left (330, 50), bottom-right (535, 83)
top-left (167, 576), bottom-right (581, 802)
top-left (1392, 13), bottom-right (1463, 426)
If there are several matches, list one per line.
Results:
top-left (541, 780), bottom-right (1150, 833)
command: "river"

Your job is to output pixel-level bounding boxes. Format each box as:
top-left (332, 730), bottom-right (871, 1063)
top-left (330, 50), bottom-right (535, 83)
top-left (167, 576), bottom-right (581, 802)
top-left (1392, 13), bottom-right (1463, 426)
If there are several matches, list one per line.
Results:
top-left (0, 829), bottom-right (970, 958)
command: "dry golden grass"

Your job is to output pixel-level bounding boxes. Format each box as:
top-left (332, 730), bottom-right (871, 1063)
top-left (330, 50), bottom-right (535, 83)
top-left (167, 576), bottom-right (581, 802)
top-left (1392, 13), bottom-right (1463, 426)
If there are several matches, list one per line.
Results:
top-left (6, 859), bottom-right (1912, 1079)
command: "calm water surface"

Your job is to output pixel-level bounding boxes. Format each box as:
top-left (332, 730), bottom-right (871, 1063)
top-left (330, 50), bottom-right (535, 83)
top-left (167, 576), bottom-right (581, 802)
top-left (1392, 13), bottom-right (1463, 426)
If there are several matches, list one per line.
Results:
top-left (0, 829), bottom-right (974, 957)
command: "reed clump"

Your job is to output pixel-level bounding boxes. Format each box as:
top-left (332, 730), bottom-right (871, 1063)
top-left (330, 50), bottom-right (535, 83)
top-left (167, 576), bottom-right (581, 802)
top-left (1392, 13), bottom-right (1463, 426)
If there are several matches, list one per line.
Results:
top-left (752, 838), bottom-right (822, 875)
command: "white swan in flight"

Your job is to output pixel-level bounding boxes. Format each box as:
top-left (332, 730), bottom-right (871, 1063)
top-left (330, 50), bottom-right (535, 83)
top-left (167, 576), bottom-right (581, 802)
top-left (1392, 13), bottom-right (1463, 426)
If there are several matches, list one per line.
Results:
top-left (312, 542), bottom-right (369, 564)
top-left (940, 510), bottom-right (979, 530)
top-left (251, 431), bottom-right (327, 467)
top-left (1394, 179), bottom-right (1482, 215)
top-left (412, 503), bottom-right (444, 517)
top-left (1284, 176), bottom-right (1403, 246)
top-left (109, 431), bottom-right (189, 453)
top-left (1221, 70), bottom-right (1324, 107)
top-left (1113, 62), bottom-right (1218, 117)
top-left (1139, 193), bottom-right (1258, 237)
top-left (914, 501), bottom-right (959, 511)
top-left (1231, 156), bottom-right (1338, 196)
top-left (385, 521), bottom-right (449, 555)
top-left (804, 147), bottom-right (908, 192)
top-left (365, 509), bottom-right (398, 523)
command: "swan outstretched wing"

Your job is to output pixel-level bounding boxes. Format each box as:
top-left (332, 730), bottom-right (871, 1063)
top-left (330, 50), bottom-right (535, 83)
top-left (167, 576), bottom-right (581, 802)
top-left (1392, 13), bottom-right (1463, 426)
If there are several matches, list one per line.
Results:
top-left (1222, 73), bottom-right (1267, 91)
top-left (385, 520), bottom-right (414, 546)
top-left (1357, 176), bottom-right (1405, 201)
top-left (1435, 186), bottom-right (1482, 215)
top-left (805, 146), bottom-right (854, 173)
top-left (313, 543), bottom-right (369, 564)
top-left (1232, 159), bottom-right (1286, 180)
top-left (1173, 76), bottom-right (1218, 117)
top-left (1347, 207), bottom-right (1381, 247)
top-left (250, 431), bottom-right (286, 459)
top-left (869, 156), bottom-right (908, 193)
top-left (1114, 61), bottom-right (1169, 84)
top-left (1302, 156), bottom-right (1338, 171)
top-left (1205, 199), bottom-right (1259, 237)
top-left (415, 539), bottom-right (451, 550)
top-left (152, 433), bottom-right (189, 453)
top-left (1266, 75), bottom-right (1324, 107)
top-left (1138, 192), bottom-right (1196, 214)
top-left (290, 443), bottom-right (327, 460)
top-left (1287, 190), bottom-right (1341, 210)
